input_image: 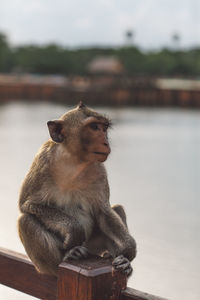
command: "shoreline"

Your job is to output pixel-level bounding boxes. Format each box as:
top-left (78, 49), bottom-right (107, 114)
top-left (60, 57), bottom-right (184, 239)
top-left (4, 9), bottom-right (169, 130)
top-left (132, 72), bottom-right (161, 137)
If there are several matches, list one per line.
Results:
top-left (0, 74), bottom-right (200, 107)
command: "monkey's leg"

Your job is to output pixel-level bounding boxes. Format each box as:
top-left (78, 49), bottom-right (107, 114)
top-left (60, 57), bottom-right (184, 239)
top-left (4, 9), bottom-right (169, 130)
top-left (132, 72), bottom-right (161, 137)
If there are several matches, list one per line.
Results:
top-left (85, 205), bottom-right (128, 257)
top-left (112, 204), bottom-right (127, 227)
top-left (98, 205), bottom-right (128, 258)
top-left (18, 213), bottom-right (64, 276)
top-left (102, 205), bottom-right (136, 260)
top-left (110, 205), bottom-right (133, 276)
top-left (21, 201), bottom-right (86, 250)
top-left (100, 205), bottom-right (136, 276)
top-left (21, 201), bottom-right (89, 263)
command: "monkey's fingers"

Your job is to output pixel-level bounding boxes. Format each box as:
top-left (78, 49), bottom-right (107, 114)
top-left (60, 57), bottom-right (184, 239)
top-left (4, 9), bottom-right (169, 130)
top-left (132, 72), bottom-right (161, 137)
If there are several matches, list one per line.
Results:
top-left (114, 261), bottom-right (130, 270)
top-left (112, 255), bottom-right (133, 277)
top-left (63, 246), bottom-right (89, 261)
top-left (76, 246), bottom-right (89, 258)
top-left (113, 262), bottom-right (133, 277)
top-left (112, 255), bottom-right (125, 266)
top-left (122, 264), bottom-right (133, 277)
top-left (114, 261), bottom-right (133, 276)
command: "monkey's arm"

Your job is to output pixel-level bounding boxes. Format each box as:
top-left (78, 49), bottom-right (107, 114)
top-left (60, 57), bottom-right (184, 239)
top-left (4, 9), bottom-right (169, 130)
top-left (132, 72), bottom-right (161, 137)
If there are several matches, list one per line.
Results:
top-left (20, 200), bottom-right (85, 250)
top-left (97, 208), bottom-right (136, 261)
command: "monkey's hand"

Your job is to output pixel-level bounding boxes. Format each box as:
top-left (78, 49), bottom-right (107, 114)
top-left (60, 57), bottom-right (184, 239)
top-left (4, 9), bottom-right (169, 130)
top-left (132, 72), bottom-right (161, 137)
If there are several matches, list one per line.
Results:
top-left (63, 246), bottom-right (90, 261)
top-left (112, 255), bottom-right (133, 277)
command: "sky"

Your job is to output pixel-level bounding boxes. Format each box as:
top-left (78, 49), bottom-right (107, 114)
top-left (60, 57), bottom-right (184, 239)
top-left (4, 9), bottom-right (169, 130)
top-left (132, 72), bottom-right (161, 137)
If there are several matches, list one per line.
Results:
top-left (0, 0), bottom-right (200, 49)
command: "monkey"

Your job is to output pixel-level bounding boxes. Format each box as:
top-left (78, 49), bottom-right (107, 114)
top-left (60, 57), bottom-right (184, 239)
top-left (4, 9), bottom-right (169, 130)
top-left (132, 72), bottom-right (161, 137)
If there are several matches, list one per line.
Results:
top-left (18, 102), bottom-right (137, 277)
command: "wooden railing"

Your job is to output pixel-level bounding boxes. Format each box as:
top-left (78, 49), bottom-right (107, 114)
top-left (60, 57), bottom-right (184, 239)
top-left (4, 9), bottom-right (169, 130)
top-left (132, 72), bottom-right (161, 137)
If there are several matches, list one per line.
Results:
top-left (0, 247), bottom-right (168, 300)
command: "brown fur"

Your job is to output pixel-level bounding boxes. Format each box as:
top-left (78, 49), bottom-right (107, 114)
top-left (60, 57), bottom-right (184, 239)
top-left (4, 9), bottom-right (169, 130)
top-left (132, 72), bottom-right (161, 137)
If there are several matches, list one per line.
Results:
top-left (18, 104), bottom-right (136, 276)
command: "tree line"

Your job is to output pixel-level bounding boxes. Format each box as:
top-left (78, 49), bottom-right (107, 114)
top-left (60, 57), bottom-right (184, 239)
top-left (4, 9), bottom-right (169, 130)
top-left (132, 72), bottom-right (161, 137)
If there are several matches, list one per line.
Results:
top-left (0, 32), bottom-right (200, 77)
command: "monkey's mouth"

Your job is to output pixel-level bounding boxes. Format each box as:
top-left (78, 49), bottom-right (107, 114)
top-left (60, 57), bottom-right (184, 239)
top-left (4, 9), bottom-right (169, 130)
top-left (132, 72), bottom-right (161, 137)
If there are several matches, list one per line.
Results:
top-left (94, 152), bottom-right (108, 156)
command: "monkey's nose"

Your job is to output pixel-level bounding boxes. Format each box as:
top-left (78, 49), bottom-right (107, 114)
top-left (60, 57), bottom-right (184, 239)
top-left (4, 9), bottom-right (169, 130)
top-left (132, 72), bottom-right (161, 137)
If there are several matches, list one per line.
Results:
top-left (104, 142), bottom-right (111, 155)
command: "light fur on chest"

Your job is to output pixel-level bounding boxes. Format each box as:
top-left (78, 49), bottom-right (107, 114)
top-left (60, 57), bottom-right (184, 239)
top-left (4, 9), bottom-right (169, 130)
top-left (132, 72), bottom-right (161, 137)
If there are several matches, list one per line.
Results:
top-left (50, 188), bottom-right (95, 240)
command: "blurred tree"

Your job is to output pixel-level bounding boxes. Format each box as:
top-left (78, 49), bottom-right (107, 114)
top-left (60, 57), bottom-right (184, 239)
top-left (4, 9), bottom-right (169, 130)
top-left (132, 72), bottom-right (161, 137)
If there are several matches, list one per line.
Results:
top-left (0, 33), bottom-right (14, 72)
top-left (0, 32), bottom-right (199, 77)
top-left (117, 46), bottom-right (144, 75)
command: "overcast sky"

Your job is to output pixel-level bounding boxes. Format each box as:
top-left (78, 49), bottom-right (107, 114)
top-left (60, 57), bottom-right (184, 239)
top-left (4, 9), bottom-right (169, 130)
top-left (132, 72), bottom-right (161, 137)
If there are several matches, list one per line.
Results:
top-left (0, 0), bottom-right (200, 49)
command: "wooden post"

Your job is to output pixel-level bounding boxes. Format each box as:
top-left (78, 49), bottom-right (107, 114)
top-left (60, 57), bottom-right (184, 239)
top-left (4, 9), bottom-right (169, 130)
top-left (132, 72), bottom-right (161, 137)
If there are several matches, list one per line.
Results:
top-left (57, 256), bottom-right (127, 300)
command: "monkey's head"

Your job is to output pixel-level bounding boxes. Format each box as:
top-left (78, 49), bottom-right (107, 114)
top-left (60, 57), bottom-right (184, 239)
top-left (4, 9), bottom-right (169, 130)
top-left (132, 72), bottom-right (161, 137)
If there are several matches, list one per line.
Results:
top-left (47, 102), bottom-right (111, 163)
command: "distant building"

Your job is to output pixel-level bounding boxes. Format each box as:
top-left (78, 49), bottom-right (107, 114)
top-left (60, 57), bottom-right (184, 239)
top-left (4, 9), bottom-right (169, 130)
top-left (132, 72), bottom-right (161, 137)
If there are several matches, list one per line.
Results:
top-left (88, 56), bottom-right (124, 75)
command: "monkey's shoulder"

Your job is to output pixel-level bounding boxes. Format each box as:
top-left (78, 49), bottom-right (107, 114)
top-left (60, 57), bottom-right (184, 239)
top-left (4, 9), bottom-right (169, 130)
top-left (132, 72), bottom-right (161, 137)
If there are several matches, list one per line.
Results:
top-left (19, 141), bottom-right (56, 205)
top-left (23, 141), bottom-right (55, 179)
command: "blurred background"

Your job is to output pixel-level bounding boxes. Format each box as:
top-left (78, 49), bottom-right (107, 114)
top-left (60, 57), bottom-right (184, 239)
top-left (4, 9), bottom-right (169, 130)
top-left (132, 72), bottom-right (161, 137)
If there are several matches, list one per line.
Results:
top-left (0, 0), bottom-right (200, 299)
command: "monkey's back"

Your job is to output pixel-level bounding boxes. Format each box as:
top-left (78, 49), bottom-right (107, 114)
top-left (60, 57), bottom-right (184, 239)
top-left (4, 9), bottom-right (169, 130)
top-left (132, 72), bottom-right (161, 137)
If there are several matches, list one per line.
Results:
top-left (19, 140), bottom-right (56, 208)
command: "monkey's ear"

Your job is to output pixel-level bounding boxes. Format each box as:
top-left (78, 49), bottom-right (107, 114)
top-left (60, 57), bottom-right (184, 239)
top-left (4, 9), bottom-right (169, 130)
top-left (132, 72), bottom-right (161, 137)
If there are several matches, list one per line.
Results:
top-left (47, 120), bottom-right (64, 143)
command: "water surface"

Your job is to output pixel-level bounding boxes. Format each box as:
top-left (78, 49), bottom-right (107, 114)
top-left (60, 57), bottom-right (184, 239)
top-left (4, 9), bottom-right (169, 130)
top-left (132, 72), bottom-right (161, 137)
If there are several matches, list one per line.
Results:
top-left (0, 102), bottom-right (199, 300)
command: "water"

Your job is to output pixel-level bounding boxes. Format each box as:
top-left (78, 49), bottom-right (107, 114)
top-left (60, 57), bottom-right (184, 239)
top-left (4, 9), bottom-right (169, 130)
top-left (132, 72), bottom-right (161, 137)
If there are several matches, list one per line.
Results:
top-left (0, 102), bottom-right (199, 300)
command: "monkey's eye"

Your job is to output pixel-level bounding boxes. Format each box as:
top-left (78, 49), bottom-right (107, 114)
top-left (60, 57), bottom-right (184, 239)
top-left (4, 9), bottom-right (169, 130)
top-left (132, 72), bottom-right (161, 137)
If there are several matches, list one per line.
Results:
top-left (103, 124), bottom-right (108, 132)
top-left (89, 123), bottom-right (99, 130)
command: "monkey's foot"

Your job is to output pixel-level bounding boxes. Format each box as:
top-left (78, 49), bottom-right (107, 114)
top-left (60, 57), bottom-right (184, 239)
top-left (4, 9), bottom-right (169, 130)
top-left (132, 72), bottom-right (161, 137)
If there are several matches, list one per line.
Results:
top-left (112, 255), bottom-right (133, 277)
top-left (63, 246), bottom-right (90, 261)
